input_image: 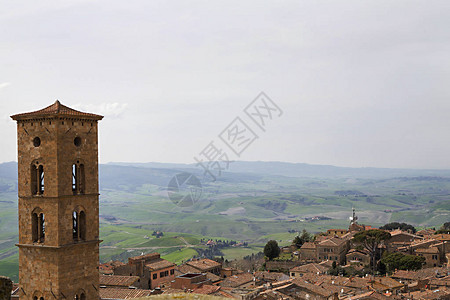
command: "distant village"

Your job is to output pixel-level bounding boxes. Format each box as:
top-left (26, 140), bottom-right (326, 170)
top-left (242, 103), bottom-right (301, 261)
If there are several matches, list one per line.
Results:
top-left (23, 209), bottom-right (445, 300)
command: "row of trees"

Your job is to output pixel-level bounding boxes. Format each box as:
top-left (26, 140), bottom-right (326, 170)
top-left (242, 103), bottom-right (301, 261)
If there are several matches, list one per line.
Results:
top-left (379, 222), bottom-right (416, 233)
top-left (381, 252), bottom-right (425, 272)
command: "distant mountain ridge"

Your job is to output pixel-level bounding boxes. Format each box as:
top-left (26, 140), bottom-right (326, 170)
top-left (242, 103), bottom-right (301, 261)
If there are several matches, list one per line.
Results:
top-left (2, 161), bottom-right (450, 186)
top-left (107, 161), bottom-right (450, 178)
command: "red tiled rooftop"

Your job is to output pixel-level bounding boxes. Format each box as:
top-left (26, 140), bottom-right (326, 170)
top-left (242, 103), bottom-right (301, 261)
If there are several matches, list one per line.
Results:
top-left (205, 272), bottom-right (221, 283)
top-left (433, 233), bottom-right (450, 241)
top-left (220, 273), bottom-right (254, 287)
top-left (391, 270), bottom-right (419, 280)
top-left (145, 258), bottom-right (176, 271)
top-left (186, 258), bottom-right (221, 271)
top-left (177, 264), bottom-right (202, 274)
top-left (300, 242), bottom-right (316, 249)
top-left (318, 237), bottom-right (346, 246)
top-left (416, 247), bottom-right (440, 254)
top-left (347, 249), bottom-right (369, 255)
top-left (100, 275), bottom-right (140, 287)
top-left (193, 284), bottom-right (221, 295)
top-left (11, 100), bottom-right (103, 120)
top-left (290, 263), bottom-right (328, 274)
top-left (99, 287), bottom-right (151, 299)
top-left (291, 278), bottom-right (335, 298)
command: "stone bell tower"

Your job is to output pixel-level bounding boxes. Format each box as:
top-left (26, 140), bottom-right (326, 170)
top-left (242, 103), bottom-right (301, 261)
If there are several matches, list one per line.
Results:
top-left (11, 101), bottom-right (103, 300)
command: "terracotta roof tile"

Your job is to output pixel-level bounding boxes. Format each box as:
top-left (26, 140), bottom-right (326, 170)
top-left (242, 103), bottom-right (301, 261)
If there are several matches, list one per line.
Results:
top-left (432, 234), bottom-right (450, 241)
top-left (416, 267), bottom-right (450, 279)
top-left (99, 287), bottom-right (151, 299)
top-left (291, 278), bottom-right (336, 297)
top-left (100, 275), bottom-right (140, 287)
top-left (145, 258), bottom-right (175, 271)
top-left (254, 271), bottom-right (289, 282)
top-left (11, 100), bottom-right (103, 120)
top-left (193, 285), bottom-right (221, 295)
top-left (205, 272), bottom-right (221, 283)
top-left (318, 237), bottom-right (346, 246)
top-left (300, 242), bottom-right (316, 249)
top-left (290, 263), bottom-right (328, 274)
top-left (186, 259), bottom-right (221, 271)
top-left (370, 277), bottom-right (404, 290)
top-left (416, 247), bottom-right (440, 254)
top-left (409, 289), bottom-right (450, 300)
top-left (391, 270), bottom-right (419, 280)
top-left (347, 249), bottom-right (369, 256)
top-left (220, 273), bottom-right (254, 288)
top-left (416, 229), bottom-right (436, 236)
top-left (177, 264), bottom-right (202, 274)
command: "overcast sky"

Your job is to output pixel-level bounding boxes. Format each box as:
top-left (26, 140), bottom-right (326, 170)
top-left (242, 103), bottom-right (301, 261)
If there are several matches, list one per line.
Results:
top-left (1, 1), bottom-right (449, 169)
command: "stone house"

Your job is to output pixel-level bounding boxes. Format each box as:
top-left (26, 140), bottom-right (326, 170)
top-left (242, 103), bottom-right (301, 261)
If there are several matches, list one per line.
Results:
top-left (114, 253), bottom-right (176, 289)
top-left (326, 229), bottom-right (348, 237)
top-left (385, 230), bottom-right (423, 252)
top-left (399, 236), bottom-right (450, 267)
top-left (346, 249), bottom-right (370, 265)
top-left (416, 247), bottom-right (441, 268)
top-left (299, 242), bottom-right (317, 262)
top-left (316, 237), bottom-right (349, 265)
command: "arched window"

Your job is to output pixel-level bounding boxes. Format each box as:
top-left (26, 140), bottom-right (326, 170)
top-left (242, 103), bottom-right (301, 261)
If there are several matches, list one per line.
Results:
top-left (72, 209), bottom-right (86, 241)
top-left (32, 213), bottom-right (38, 242)
top-left (40, 297), bottom-right (44, 300)
top-left (39, 213), bottom-right (45, 242)
top-left (79, 211), bottom-right (86, 241)
top-left (72, 162), bottom-right (85, 195)
top-left (80, 293), bottom-right (86, 300)
top-left (79, 164), bottom-right (85, 193)
top-left (38, 165), bottom-right (44, 194)
top-left (32, 209), bottom-right (45, 243)
top-left (31, 165), bottom-right (37, 195)
top-left (31, 161), bottom-right (44, 195)
top-left (73, 211), bottom-right (78, 240)
top-left (72, 164), bottom-right (77, 193)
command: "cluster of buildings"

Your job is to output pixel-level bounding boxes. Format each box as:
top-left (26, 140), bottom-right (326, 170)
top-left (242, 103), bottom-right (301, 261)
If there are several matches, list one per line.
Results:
top-left (88, 209), bottom-right (450, 300)
top-left (94, 253), bottom-right (450, 300)
top-left (294, 228), bottom-right (450, 269)
top-left (291, 210), bottom-right (450, 269)
top-left (5, 102), bottom-right (450, 300)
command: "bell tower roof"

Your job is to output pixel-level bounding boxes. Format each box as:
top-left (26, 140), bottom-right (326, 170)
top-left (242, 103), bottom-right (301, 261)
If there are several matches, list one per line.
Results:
top-left (11, 100), bottom-right (103, 121)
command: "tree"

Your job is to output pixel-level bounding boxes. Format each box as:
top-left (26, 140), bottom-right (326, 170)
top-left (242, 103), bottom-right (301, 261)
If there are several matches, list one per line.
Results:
top-left (264, 240), bottom-right (280, 260)
top-left (292, 229), bottom-right (313, 248)
top-left (436, 222), bottom-right (450, 234)
top-left (293, 236), bottom-right (302, 248)
top-left (381, 252), bottom-right (425, 272)
top-left (379, 222), bottom-right (416, 233)
top-left (353, 229), bottom-right (391, 274)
